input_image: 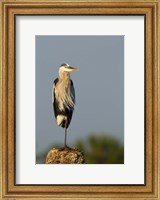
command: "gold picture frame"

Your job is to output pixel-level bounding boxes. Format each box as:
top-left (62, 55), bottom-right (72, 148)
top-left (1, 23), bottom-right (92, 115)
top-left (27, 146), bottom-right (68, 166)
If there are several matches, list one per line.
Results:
top-left (0, 0), bottom-right (159, 199)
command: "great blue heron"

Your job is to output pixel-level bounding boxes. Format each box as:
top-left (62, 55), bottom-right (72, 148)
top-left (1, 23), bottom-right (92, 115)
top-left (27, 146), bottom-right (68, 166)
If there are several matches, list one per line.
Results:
top-left (52, 63), bottom-right (77, 148)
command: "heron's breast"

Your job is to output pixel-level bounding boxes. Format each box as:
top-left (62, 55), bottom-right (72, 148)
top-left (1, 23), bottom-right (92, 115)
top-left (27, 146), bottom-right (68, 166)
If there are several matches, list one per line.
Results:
top-left (55, 82), bottom-right (74, 111)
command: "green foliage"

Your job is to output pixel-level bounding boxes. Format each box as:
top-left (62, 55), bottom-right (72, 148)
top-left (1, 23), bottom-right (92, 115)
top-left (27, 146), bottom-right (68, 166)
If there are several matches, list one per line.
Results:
top-left (75, 134), bottom-right (124, 164)
top-left (36, 133), bottom-right (124, 164)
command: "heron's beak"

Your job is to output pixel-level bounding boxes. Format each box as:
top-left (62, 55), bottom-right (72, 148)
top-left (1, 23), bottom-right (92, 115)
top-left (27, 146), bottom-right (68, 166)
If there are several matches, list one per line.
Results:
top-left (66, 66), bottom-right (78, 72)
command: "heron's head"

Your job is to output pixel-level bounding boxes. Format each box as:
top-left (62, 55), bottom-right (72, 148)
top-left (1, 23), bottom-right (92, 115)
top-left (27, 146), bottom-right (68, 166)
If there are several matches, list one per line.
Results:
top-left (59, 63), bottom-right (78, 73)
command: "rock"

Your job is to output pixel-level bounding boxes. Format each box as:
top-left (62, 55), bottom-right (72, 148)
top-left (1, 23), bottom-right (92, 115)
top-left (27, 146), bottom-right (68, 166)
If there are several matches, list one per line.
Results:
top-left (45, 147), bottom-right (86, 164)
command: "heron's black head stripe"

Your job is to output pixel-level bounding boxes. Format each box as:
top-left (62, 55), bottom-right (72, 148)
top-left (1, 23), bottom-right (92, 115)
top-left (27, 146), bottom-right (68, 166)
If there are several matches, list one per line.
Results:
top-left (60, 63), bottom-right (68, 67)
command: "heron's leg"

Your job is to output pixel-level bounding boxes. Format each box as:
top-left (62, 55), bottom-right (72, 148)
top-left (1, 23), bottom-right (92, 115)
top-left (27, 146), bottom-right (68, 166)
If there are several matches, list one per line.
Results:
top-left (64, 127), bottom-right (67, 148)
top-left (63, 120), bottom-right (72, 149)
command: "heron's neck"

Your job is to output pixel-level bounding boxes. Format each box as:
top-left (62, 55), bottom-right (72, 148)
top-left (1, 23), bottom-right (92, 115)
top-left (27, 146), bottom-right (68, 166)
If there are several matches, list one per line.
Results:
top-left (59, 71), bottom-right (70, 82)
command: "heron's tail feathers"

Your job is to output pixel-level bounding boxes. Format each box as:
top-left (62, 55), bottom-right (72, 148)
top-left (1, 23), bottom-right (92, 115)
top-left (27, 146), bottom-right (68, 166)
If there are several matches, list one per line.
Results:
top-left (56, 115), bottom-right (69, 128)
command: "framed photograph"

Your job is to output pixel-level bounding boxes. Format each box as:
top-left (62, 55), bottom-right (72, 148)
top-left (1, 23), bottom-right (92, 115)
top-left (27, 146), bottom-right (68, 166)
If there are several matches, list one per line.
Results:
top-left (0, 0), bottom-right (159, 199)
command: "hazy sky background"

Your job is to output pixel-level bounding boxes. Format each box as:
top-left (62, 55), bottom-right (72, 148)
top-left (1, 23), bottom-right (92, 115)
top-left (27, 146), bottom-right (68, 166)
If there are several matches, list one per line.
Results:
top-left (36, 36), bottom-right (124, 161)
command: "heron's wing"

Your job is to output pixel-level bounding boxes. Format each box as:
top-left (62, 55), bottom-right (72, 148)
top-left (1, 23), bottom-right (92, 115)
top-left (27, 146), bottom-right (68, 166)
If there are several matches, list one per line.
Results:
top-left (52, 78), bottom-right (59, 103)
top-left (70, 80), bottom-right (75, 104)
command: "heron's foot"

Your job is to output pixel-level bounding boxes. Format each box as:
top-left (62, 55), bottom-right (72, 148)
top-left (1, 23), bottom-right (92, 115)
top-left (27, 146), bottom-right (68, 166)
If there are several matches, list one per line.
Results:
top-left (65, 145), bottom-right (72, 150)
top-left (59, 145), bottom-right (72, 151)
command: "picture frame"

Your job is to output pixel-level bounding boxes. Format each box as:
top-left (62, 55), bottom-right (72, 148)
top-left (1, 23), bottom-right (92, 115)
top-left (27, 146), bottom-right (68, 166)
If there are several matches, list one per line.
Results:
top-left (0, 0), bottom-right (159, 199)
